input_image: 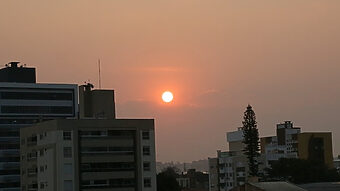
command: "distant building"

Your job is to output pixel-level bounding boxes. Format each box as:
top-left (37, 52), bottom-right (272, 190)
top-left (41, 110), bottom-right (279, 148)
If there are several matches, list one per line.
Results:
top-left (260, 121), bottom-right (301, 166)
top-left (177, 169), bottom-right (209, 191)
top-left (0, 62), bottom-right (78, 191)
top-left (20, 118), bottom-right (156, 191)
top-left (209, 128), bottom-right (264, 191)
top-left (260, 121), bottom-right (334, 168)
top-left (297, 132), bottom-right (333, 168)
top-left (208, 158), bottom-right (219, 191)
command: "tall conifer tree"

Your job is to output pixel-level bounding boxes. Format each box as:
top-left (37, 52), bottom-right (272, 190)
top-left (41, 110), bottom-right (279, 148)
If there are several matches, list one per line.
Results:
top-left (242, 105), bottom-right (260, 176)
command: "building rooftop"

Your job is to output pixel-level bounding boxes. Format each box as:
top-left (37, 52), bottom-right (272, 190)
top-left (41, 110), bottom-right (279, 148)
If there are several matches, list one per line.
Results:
top-left (249, 182), bottom-right (306, 191)
top-left (298, 182), bottom-right (340, 191)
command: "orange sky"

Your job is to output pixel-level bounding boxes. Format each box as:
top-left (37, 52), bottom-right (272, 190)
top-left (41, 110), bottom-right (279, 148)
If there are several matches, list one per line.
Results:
top-left (1, 0), bottom-right (340, 162)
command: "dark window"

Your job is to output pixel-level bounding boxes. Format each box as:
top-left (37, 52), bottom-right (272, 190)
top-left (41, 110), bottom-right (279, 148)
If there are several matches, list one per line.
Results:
top-left (40, 149), bottom-right (44, 156)
top-left (21, 138), bottom-right (25, 145)
top-left (0, 92), bottom-right (73, 101)
top-left (81, 178), bottom-right (135, 189)
top-left (63, 131), bottom-right (72, 140)
top-left (142, 131), bottom-right (150, 140)
top-left (143, 162), bottom-right (151, 171)
top-left (64, 147), bottom-right (72, 158)
top-left (80, 162), bottom-right (135, 172)
top-left (0, 157), bottom-right (20, 162)
top-left (40, 166), bottom-right (44, 172)
top-left (1, 106), bottom-right (73, 115)
top-left (80, 147), bottom-right (134, 155)
top-left (143, 146), bottom-right (150, 156)
top-left (144, 178), bottom-right (151, 187)
top-left (0, 144), bottom-right (19, 149)
top-left (80, 130), bottom-right (134, 138)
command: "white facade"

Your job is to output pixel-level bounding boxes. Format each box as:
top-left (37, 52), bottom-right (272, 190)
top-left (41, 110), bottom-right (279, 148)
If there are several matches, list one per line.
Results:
top-left (262, 121), bottom-right (301, 167)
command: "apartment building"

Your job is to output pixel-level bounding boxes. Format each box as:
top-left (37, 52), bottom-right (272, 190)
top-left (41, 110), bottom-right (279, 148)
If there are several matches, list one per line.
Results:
top-left (260, 121), bottom-right (300, 166)
top-left (20, 119), bottom-right (156, 191)
top-left (260, 121), bottom-right (333, 168)
top-left (0, 62), bottom-right (78, 191)
top-left (209, 128), bottom-right (250, 191)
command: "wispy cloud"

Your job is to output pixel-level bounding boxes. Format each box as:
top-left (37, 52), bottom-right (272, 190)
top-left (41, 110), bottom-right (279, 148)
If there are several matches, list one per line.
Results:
top-left (128, 66), bottom-right (184, 73)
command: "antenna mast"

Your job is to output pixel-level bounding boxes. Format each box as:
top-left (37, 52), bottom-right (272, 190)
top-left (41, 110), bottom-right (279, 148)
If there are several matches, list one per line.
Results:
top-left (98, 59), bottom-right (102, 89)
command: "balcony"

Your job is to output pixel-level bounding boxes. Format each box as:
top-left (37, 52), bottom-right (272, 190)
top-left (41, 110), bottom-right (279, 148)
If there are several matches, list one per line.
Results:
top-left (27, 168), bottom-right (37, 177)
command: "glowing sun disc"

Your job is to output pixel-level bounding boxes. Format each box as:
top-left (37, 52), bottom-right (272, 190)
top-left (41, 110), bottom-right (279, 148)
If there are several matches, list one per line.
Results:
top-left (162, 91), bottom-right (173, 103)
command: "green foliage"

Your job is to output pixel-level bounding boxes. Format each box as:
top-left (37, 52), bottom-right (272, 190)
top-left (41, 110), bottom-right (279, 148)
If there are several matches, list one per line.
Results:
top-left (266, 158), bottom-right (340, 184)
top-left (157, 166), bottom-right (181, 191)
top-left (242, 105), bottom-right (260, 176)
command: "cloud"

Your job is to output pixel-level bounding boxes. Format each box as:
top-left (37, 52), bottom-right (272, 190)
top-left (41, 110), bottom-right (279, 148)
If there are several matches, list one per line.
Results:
top-left (128, 66), bottom-right (184, 73)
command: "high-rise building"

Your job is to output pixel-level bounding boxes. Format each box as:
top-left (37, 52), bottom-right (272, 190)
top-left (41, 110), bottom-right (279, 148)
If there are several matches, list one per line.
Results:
top-left (20, 119), bottom-right (156, 191)
top-left (0, 62), bottom-right (78, 191)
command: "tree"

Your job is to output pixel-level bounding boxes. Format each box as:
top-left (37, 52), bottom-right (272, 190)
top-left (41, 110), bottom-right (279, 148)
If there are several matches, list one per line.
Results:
top-left (242, 104), bottom-right (260, 176)
top-left (265, 158), bottom-right (340, 183)
top-left (157, 166), bottom-right (181, 191)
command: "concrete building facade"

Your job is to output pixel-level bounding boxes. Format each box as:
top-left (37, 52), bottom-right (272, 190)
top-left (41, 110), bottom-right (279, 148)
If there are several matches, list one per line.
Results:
top-left (260, 121), bottom-right (300, 166)
top-left (20, 119), bottom-right (156, 191)
top-left (0, 62), bottom-right (78, 191)
top-left (209, 128), bottom-right (250, 191)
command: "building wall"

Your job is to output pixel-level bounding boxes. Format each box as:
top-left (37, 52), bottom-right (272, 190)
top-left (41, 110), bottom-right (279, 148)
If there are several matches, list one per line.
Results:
top-left (297, 132), bottom-right (333, 168)
top-left (20, 119), bottom-right (156, 191)
top-left (79, 85), bottom-right (116, 119)
top-left (208, 158), bottom-right (219, 191)
top-left (0, 82), bottom-right (78, 191)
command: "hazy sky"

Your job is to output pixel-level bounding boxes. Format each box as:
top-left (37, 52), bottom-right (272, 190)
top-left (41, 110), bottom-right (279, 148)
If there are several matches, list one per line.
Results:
top-left (1, 0), bottom-right (340, 162)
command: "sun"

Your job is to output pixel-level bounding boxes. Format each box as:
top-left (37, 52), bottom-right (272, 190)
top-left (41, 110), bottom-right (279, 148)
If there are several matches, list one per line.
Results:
top-left (162, 91), bottom-right (173, 103)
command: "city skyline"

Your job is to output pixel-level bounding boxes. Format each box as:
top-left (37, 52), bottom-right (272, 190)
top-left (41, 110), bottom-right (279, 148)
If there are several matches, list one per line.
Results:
top-left (1, 0), bottom-right (340, 162)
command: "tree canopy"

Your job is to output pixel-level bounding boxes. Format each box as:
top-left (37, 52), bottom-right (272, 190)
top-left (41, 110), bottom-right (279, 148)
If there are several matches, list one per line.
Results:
top-left (242, 104), bottom-right (260, 176)
top-left (157, 167), bottom-right (181, 191)
top-left (265, 158), bottom-right (340, 184)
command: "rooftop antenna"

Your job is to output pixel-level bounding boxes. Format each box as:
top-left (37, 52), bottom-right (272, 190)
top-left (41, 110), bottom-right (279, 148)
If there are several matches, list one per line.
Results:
top-left (98, 59), bottom-right (102, 89)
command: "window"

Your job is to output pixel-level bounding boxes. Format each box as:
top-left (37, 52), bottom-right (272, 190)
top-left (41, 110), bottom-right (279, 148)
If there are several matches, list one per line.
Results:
top-left (40, 183), bottom-right (44, 189)
top-left (142, 131), bottom-right (150, 140)
top-left (143, 146), bottom-right (150, 156)
top-left (40, 134), bottom-right (43, 140)
top-left (63, 131), bottom-right (72, 140)
top-left (143, 162), bottom-right (151, 171)
top-left (64, 163), bottom-right (73, 174)
top-left (1, 106), bottom-right (73, 114)
top-left (64, 180), bottom-right (73, 191)
top-left (64, 147), bottom-right (72, 158)
top-left (144, 178), bottom-right (151, 187)
top-left (40, 166), bottom-right (44, 172)
top-left (40, 149), bottom-right (44, 156)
